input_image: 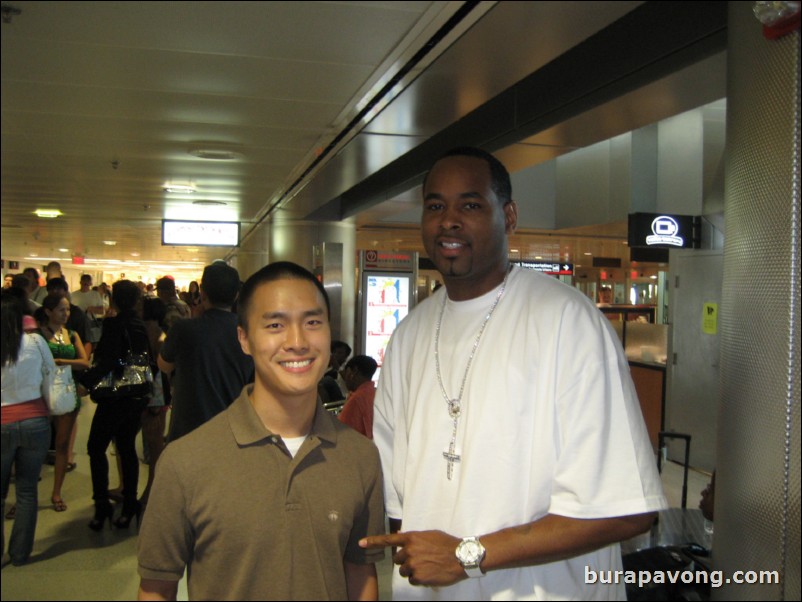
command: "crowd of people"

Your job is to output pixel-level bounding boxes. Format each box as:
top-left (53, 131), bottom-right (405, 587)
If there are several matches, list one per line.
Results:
top-left (1, 262), bottom-right (257, 560)
top-left (3, 148), bottom-right (692, 601)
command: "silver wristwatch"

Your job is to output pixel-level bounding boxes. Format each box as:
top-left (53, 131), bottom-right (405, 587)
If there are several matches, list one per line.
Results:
top-left (455, 536), bottom-right (486, 578)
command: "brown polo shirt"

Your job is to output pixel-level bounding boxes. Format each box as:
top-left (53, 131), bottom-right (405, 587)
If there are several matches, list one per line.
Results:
top-left (138, 385), bottom-right (385, 600)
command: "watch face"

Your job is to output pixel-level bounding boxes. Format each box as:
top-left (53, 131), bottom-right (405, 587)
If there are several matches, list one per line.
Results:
top-left (458, 539), bottom-right (484, 565)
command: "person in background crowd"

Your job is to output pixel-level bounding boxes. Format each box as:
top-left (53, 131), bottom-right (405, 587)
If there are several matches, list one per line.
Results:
top-left (186, 280), bottom-right (203, 318)
top-left (23, 268), bottom-right (43, 305)
top-left (71, 274), bottom-right (105, 347)
top-left (361, 147), bottom-right (665, 600)
top-left (1, 293), bottom-right (54, 565)
top-left (139, 297), bottom-right (168, 507)
top-left (79, 280), bottom-right (151, 532)
top-left (97, 282), bottom-right (112, 317)
top-left (39, 294), bottom-right (90, 512)
top-left (158, 263), bottom-right (253, 442)
top-left (3, 274), bottom-right (15, 289)
top-left (44, 278), bottom-right (89, 355)
top-left (10, 275), bottom-right (40, 316)
top-left (338, 355), bottom-right (378, 439)
top-left (155, 277), bottom-right (190, 333)
top-left (31, 262), bottom-right (63, 304)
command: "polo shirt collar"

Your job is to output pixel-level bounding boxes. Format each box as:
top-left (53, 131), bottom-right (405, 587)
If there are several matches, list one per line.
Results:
top-left (228, 384), bottom-right (338, 447)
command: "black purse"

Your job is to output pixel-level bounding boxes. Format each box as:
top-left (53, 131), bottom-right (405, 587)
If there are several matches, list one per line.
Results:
top-left (90, 326), bottom-right (153, 403)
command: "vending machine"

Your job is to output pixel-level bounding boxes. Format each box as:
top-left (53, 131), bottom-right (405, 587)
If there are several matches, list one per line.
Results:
top-left (357, 250), bottom-right (417, 376)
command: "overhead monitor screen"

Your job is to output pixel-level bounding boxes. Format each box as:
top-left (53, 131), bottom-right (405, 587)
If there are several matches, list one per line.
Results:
top-left (628, 213), bottom-right (700, 249)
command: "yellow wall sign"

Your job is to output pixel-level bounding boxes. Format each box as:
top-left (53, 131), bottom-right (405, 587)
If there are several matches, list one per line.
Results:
top-left (702, 302), bottom-right (718, 335)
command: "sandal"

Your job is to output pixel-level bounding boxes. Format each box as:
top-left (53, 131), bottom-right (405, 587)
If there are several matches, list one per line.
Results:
top-left (5, 504), bottom-right (16, 520)
top-left (66, 462), bottom-right (77, 472)
top-left (51, 496), bottom-right (68, 512)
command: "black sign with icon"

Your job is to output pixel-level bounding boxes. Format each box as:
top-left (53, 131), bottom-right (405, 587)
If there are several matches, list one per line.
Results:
top-left (628, 213), bottom-right (700, 249)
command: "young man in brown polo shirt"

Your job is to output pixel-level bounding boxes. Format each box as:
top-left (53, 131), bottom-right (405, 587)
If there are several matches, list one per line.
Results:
top-left (137, 262), bottom-right (385, 601)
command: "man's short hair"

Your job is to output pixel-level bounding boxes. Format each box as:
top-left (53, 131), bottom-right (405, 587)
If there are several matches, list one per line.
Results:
top-left (22, 267), bottom-right (39, 281)
top-left (345, 355), bottom-right (378, 380)
top-left (46, 277), bottom-right (68, 293)
top-left (156, 276), bottom-right (177, 295)
top-left (424, 146), bottom-right (512, 205)
top-left (80, 274), bottom-right (92, 283)
top-left (238, 262), bottom-right (330, 329)
top-left (201, 263), bottom-right (241, 307)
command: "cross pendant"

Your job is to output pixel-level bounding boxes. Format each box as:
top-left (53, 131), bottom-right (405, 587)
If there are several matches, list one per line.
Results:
top-left (443, 444), bottom-right (461, 480)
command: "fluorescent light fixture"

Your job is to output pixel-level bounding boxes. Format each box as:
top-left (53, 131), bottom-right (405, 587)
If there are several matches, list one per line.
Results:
top-left (58, 248), bottom-right (69, 253)
top-left (162, 219), bottom-right (239, 247)
top-left (34, 209), bottom-right (62, 218)
top-left (188, 148), bottom-right (242, 160)
top-left (163, 184), bottom-right (196, 194)
top-left (103, 240), bottom-right (117, 246)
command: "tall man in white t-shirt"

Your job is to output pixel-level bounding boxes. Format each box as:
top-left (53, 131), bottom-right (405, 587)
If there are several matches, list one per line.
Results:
top-left (70, 274), bottom-right (105, 319)
top-left (71, 274), bottom-right (105, 345)
top-left (361, 147), bottom-right (667, 600)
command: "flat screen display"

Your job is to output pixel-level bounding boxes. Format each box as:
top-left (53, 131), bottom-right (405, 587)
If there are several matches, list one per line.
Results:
top-left (162, 220), bottom-right (240, 247)
top-left (628, 213), bottom-right (700, 249)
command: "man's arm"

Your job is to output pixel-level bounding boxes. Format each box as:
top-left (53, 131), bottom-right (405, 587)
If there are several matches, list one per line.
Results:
top-left (138, 578), bottom-right (178, 601)
top-left (361, 512), bottom-right (655, 587)
top-left (344, 561), bottom-right (378, 601)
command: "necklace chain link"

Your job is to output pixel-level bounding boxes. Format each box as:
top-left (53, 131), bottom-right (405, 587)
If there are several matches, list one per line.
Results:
top-left (435, 268), bottom-right (511, 479)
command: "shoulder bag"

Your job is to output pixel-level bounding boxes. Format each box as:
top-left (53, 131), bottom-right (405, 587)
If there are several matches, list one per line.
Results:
top-left (36, 336), bottom-right (77, 415)
top-left (90, 326), bottom-right (154, 403)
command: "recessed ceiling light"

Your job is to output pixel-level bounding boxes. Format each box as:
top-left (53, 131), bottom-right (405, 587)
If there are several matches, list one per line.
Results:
top-left (58, 248), bottom-right (69, 253)
top-left (103, 240), bottom-right (117, 246)
top-left (130, 252), bottom-right (140, 257)
top-left (163, 184), bottom-right (196, 194)
top-left (192, 200), bottom-right (227, 206)
top-left (34, 209), bottom-right (62, 218)
top-left (584, 252), bottom-right (593, 256)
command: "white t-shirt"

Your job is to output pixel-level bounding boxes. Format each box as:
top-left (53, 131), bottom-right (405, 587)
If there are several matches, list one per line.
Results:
top-left (71, 289), bottom-right (104, 315)
top-left (373, 267), bottom-right (667, 601)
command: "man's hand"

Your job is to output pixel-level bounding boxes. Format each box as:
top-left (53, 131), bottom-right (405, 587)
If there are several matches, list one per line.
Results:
top-left (360, 530), bottom-right (466, 587)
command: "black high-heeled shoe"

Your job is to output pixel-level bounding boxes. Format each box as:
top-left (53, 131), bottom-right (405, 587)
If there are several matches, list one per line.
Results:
top-left (113, 502), bottom-right (141, 529)
top-left (88, 501), bottom-right (114, 532)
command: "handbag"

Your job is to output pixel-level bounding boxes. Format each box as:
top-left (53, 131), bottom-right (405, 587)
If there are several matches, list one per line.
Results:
top-left (36, 336), bottom-right (77, 415)
top-left (90, 326), bottom-right (154, 403)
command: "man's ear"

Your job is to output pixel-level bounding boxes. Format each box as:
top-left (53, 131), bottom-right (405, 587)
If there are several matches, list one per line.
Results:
top-left (504, 200), bottom-right (518, 234)
top-left (237, 325), bottom-right (252, 357)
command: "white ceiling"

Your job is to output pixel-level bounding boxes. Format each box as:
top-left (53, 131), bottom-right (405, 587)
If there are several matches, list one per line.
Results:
top-left (1, 1), bottom-right (726, 280)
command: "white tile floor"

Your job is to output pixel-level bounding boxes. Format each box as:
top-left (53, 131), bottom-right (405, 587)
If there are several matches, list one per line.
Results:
top-left (1, 396), bottom-right (712, 601)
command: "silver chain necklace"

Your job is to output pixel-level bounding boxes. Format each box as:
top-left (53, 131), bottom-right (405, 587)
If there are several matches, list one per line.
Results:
top-left (435, 268), bottom-right (511, 480)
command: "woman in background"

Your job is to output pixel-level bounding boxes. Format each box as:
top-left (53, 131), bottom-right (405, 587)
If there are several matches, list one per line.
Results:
top-left (187, 280), bottom-right (203, 318)
top-left (80, 281), bottom-right (150, 531)
top-left (39, 293), bottom-right (90, 512)
top-left (1, 293), bottom-right (54, 565)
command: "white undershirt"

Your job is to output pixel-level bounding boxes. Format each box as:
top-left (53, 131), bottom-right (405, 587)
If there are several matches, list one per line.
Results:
top-left (281, 435), bottom-right (308, 457)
